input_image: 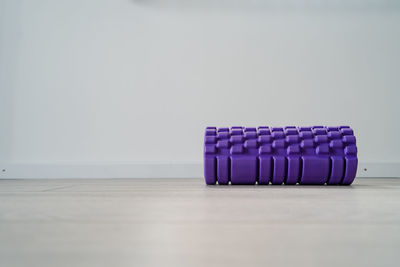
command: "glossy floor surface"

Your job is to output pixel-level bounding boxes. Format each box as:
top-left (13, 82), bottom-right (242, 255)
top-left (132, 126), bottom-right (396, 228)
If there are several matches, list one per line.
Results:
top-left (0, 178), bottom-right (399, 267)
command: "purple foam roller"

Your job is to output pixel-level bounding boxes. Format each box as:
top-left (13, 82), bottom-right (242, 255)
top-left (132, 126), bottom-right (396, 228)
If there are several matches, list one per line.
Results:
top-left (204, 126), bottom-right (358, 185)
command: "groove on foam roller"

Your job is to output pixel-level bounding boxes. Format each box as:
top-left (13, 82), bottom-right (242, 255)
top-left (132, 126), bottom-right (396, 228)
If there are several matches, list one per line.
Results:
top-left (204, 126), bottom-right (358, 185)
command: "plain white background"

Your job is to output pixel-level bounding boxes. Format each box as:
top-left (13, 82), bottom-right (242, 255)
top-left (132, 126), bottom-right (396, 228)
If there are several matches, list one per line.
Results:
top-left (1, 0), bottom-right (399, 178)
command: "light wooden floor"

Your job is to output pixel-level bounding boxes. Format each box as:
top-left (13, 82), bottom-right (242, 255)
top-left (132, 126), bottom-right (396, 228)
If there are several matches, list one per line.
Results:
top-left (0, 178), bottom-right (399, 267)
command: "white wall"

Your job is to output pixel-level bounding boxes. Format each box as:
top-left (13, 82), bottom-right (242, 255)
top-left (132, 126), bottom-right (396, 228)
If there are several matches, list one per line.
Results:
top-left (1, 0), bottom-right (400, 178)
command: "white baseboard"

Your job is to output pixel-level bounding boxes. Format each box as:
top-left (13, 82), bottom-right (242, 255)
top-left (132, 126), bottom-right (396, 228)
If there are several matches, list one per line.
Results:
top-left (0, 161), bottom-right (399, 179)
top-left (357, 162), bottom-right (400, 178)
top-left (0, 162), bottom-right (203, 179)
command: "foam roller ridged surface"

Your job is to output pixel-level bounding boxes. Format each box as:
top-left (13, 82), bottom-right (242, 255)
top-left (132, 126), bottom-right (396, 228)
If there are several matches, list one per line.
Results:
top-left (204, 126), bottom-right (358, 185)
